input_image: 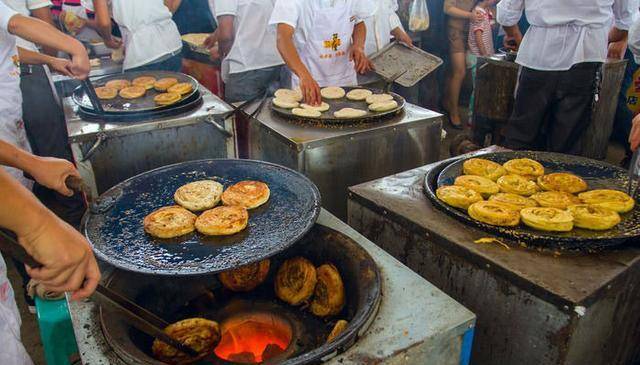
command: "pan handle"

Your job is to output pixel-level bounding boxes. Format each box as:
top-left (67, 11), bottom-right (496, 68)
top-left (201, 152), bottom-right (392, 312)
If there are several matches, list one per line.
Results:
top-left (81, 133), bottom-right (107, 162)
top-left (205, 115), bottom-right (233, 139)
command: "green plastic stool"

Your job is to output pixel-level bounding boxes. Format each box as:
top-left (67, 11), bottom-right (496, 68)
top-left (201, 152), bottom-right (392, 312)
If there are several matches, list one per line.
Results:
top-left (35, 297), bottom-right (79, 365)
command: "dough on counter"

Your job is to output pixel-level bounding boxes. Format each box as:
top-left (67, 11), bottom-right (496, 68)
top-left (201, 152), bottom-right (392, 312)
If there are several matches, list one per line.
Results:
top-left (365, 93), bottom-right (394, 104)
top-left (321, 86), bottom-right (346, 99)
top-left (292, 108), bottom-right (322, 118)
top-left (369, 100), bottom-right (398, 112)
top-left (346, 88), bottom-right (373, 101)
top-left (273, 97), bottom-right (299, 109)
top-left (333, 107), bottom-right (367, 119)
top-left (300, 102), bottom-right (330, 112)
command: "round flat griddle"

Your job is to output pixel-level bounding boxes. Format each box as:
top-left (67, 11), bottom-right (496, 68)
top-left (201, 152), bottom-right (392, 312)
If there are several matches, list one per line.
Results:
top-left (424, 151), bottom-right (640, 251)
top-left (270, 86), bottom-right (405, 124)
top-left (73, 71), bottom-right (199, 114)
top-left (82, 159), bottom-right (322, 275)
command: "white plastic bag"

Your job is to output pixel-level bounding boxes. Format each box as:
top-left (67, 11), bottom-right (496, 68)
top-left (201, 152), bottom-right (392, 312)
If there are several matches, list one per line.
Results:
top-left (409, 0), bottom-right (430, 32)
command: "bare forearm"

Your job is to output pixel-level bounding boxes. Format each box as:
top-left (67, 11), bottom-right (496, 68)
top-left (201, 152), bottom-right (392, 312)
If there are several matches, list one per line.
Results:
top-left (164, 0), bottom-right (182, 13)
top-left (475, 31), bottom-right (487, 55)
top-left (609, 27), bottom-right (628, 43)
top-left (17, 47), bottom-right (53, 66)
top-left (352, 22), bottom-right (366, 51)
top-left (503, 25), bottom-right (519, 39)
top-left (91, 0), bottom-right (113, 39)
top-left (30, 7), bottom-right (57, 56)
top-left (0, 169), bottom-right (52, 240)
top-left (276, 25), bottom-right (311, 79)
top-left (0, 140), bottom-right (41, 176)
top-left (8, 15), bottom-right (85, 58)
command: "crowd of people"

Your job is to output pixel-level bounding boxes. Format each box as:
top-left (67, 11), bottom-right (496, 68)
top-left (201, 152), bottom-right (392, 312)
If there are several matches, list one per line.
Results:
top-left (1, 0), bottom-right (640, 364)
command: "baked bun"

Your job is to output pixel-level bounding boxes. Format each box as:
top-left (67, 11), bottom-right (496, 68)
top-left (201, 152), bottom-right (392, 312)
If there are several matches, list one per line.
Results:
top-left (174, 180), bottom-right (224, 212)
top-left (300, 102), bottom-right (330, 112)
top-left (327, 320), bottom-right (349, 343)
top-left (195, 206), bottom-right (249, 236)
top-left (154, 77), bottom-right (179, 91)
top-left (95, 86), bottom-right (117, 100)
top-left (365, 93), bottom-right (393, 104)
top-left (503, 158), bottom-right (545, 179)
top-left (578, 189), bottom-right (635, 213)
top-left (119, 85), bottom-right (146, 99)
top-left (152, 318), bottom-right (220, 365)
top-left (520, 207), bottom-right (574, 232)
top-left (568, 204), bottom-right (621, 230)
top-left (275, 257), bottom-right (317, 305)
top-left (436, 185), bottom-right (483, 209)
top-left (530, 191), bottom-right (581, 209)
top-left (132, 76), bottom-right (157, 90)
top-left (537, 173), bottom-right (588, 193)
top-left (463, 158), bottom-right (507, 181)
top-left (454, 175), bottom-right (500, 197)
top-left (292, 107), bottom-right (321, 118)
top-left (346, 88), bottom-right (373, 101)
top-left (489, 193), bottom-right (538, 210)
top-left (168, 82), bottom-right (194, 95)
top-left (468, 201), bottom-right (520, 227)
top-left (105, 79), bottom-right (131, 90)
top-left (369, 100), bottom-right (398, 112)
top-left (143, 206), bottom-right (197, 239)
top-left (273, 97), bottom-right (299, 109)
top-left (321, 86), bottom-right (346, 99)
top-left (274, 88), bottom-right (303, 102)
top-left (218, 259), bottom-right (270, 292)
top-left (333, 108), bottom-right (367, 118)
top-left (496, 174), bottom-right (539, 196)
top-left (310, 264), bottom-right (345, 317)
top-left (221, 181), bottom-right (270, 209)
top-left (154, 92), bottom-right (182, 106)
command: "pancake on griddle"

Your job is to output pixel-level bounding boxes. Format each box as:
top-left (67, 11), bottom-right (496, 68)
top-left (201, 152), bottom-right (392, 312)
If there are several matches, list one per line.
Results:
top-left (168, 82), bottom-right (193, 95)
top-left (151, 318), bottom-right (220, 365)
top-left (154, 77), bottom-right (179, 92)
top-left (95, 86), bottom-right (117, 100)
top-left (119, 85), bottom-right (146, 99)
top-left (105, 79), bottom-right (130, 90)
top-left (154, 92), bottom-right (182, 106)
top-left (195, 206), bottom-right (249, 236)
top-left (143, 206), bottom-right (197, 239)
top-left (221, 180), bottom-right (270, 209)
top-left (174, 180), bottom-right (224, 212)
top-left (132, 75), bottom-right (157, 90)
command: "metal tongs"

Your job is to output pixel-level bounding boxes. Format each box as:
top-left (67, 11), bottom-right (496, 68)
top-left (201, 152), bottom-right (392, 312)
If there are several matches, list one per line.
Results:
top-left (0, 229), bottom-right (200, 358)
top-left (628, 149), bottom-right (640, 198)
top-left (81, 78), bottom-right (104, 114)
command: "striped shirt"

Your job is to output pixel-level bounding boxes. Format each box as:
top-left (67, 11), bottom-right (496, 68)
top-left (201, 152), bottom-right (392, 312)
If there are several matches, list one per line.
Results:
top-left (468, 7), bottom-right (495, 56)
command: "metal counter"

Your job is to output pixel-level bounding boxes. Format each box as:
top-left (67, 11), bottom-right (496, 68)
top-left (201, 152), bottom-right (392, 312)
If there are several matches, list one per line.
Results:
top-left (69, 209), bottom-right (476, 365)
top-left (242, 102), bottom-right (443, 219)
top-left (63, 87), bottom-right (235, 195)
top-left (347, 147), bottom-right (640, 365)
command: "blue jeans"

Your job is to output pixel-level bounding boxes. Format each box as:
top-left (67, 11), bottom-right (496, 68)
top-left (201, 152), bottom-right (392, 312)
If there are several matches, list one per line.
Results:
top-left (224, 66), bottom-right (283, 103)
top-left (128, 52), bottom-right (183, 73)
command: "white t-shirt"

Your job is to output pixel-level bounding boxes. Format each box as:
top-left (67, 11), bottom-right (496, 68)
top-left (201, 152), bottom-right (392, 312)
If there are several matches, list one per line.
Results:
top-left (214, 0), bottom-right (283, 79)
top-left (497, 0), bottom-right (638, 71)
top-left (82, 0), bottom-right (182, 70)
top-left (364, 0), bottom-right (403, 55)
top-left (269, 0), bottom-right (375, 52)
top-left (2, 0), bottom-right (53, 51)
top-left (0, 5), bottom-right (23, 125)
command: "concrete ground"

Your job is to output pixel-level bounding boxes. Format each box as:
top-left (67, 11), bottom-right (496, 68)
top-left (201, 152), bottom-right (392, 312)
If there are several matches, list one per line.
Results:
top-left (6, 110), bottom-right (629, 365)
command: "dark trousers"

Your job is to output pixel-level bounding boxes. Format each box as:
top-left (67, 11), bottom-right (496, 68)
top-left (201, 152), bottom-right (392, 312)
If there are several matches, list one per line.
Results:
top-left (128, 52), bottom-right (183, 73)
top-left (224, 65), bottom-right (283, 103)
top-left (503, 62), bottom-right (601, 155)
top-left (20, 64), bottom-right (85, 228)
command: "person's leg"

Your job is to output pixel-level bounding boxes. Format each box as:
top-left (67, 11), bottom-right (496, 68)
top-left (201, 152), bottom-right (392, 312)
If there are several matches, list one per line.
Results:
top-left (444, 52), bottom-right (467, 127)
top-left (502, 67), bottom-right (556, 150)
top-left (224, 66), bottom-right (281, 103)
top-left (547, 62), bottom-right (600, 155)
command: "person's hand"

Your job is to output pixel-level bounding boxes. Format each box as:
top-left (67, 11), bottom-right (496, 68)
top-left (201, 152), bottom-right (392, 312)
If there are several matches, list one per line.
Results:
top-left (395, 30), bottom-right (413, 47)
top-left (104, 35), bottom-right (122, 50)
top-left (19, 212), bottom-right (100, 300)
top-left (629, 114), bottom-right (640, 151)
top-left (470, 9), bottom-right (484, 22)
top-left (503, 32), bottom-right (522, 51)
top-left (48, 57), bottom-right (74, 77)
top-left (203, 33), bottom-right (217, 49)
top-left (68, 49), bottom-right (91, 80)
top-left (608, 40), bottom-right (627, 60)
top-left (29, 157), bottom-right (81, 197)
top-left (299, 72), bottom-right (321, 106)
top-left (209, 45), bottom-right (220, 60)
top-left (350, 46), bottom-right (373, 74)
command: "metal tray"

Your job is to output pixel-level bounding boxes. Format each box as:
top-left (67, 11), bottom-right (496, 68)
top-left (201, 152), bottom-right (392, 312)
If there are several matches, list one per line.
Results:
top-left (72, 71), bottom-right (199, 114)
top-left (270, 86), bottom-right (405, 124)
top-left (82, 159), bottom-right (322, 275)
top-left (369, 41), bottom-right (443, 88)
top-left (424, 151), bottom-right (640, 251)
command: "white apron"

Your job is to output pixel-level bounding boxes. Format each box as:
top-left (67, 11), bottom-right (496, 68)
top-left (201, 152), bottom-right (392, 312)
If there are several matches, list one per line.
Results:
top-left (0, 254), bottom-right (33, 365)
top-left (291, 0), bottom-right (357, 88)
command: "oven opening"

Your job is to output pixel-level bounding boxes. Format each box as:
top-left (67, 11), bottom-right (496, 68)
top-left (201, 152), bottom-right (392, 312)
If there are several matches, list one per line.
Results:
top-left (214, 311), bottom-right (293, 364)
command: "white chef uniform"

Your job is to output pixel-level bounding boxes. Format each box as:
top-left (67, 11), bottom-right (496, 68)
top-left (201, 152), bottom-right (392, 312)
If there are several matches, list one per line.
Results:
top-left (213, 0), bottom-right (283, 82)
top-left (364, 0), bottom-right (403, 55)
top-left (82, 0), bottom-right (182, 71)
top-left (497, 0), bottom-right (638, 71)
top-left (269, 0), bottom-right (375, 88)
top-left (0, 6), bottom-right (34, 365)
top-left (3, 0), bottom-right (53, 51)
top-left (629, 18), bottom-right (640, 63)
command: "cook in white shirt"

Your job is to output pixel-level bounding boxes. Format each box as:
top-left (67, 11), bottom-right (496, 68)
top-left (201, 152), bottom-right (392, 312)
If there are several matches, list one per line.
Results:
top-left (83, 0), bottom-right (183, 72)
top-left (269, 0), bottom-right (375, 105)
top-left (3, 0), bottom-right (55, 54)
top-left (211, 0), bottom-right (284, 102)
top-left (497, 0), bottom-right (638, 155)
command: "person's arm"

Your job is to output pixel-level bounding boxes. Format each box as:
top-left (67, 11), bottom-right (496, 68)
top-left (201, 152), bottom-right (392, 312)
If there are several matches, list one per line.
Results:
top-left (444, 0), bottom-right (483, 21)
top-left (164, 0), bottom-right (182, 13)
top-left (7, 13), bottom-right (90, 79)
top-left (496, 0), bottom-right (524, 48)
top-left (474, 29), bottom-right (488, 56)
top-left (90, 0), bottom-right (121, 49)
top-left (216, 15), bottom-right (235, 61)
top-left (17, 47), bottom-right (76, 76)
top-left (608, 0), bottom-right (634, 59)
top-left (0, 168), bottom-right (99, 300)
top-left (351, 21), bottom-right (373, 74)
top-left (276, 23), bottom-right (321, 105)
top-left (391, 27), bottom-right (413, 46)
top-left (30, 6), bottom-right (57, 56)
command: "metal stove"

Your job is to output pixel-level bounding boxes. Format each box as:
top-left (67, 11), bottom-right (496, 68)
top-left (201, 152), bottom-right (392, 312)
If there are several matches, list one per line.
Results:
top-left (61, 85), bottom-right (236, 197)
top-left (69, 209), bottom-right (476, 364)
top-left (239, 102), bottom-right (443, 220)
